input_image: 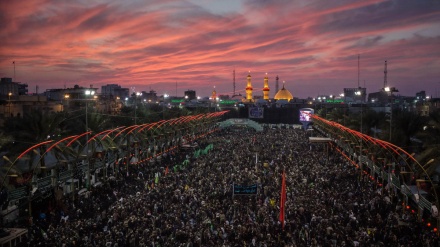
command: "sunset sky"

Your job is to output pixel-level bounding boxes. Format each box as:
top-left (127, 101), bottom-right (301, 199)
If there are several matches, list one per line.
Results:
top-left (1, 0), bottom-right (440, 98)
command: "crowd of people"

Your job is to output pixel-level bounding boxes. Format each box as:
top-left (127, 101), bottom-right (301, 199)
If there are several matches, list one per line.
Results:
top-left (23, 125), bottom-right (439, 246)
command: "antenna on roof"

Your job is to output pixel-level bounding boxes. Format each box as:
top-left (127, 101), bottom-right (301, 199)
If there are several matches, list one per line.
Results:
top-left (357, 54), bottom-right (360, 88)
top-left (384, 60), bottom-right (388, 88)
top-left (233, 69), bottom-right (236, 96)
top-left (12, 61), bottom-right (16, 82)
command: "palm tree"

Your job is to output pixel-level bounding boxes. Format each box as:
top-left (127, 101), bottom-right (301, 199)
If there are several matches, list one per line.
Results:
top-left (4, 110), bottom-right (65, 149)
top-left (362, 108), bottom-right (385, 137)
top-left (0, 131), bottom-right (13, 178)
top-left (391, 109), bottom-right (426, 150)
top-left (0, 131), bottom-right (12, 150)
top-left (416, 110), bottom-right (440, 174)
top-left (3, 109), bottom-right (68, 171)
top-left (63, 106), bottom-right (112, 136)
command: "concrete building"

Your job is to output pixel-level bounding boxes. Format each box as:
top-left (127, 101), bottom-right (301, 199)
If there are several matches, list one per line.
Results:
top-left (0, 77), bottom-right (28, 98)
top-left (344, 87), bottom-right (367, 103)
top-left (0, 94), bottom-right (63, 125)
top-left (101, 84), bottom-right (129, 100)
top-left (141, 90), bottom-right (159, 103)
top-left (184, 90), bottom-right (196, 101)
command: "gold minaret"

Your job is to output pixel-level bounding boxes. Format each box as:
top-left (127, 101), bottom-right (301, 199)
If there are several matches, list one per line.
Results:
top-left (263, 73), bottom-right (270, 100)
top-left (245, 71), bottom-right (253, 101)
top-left (211, 86), bottom-right (217, 102)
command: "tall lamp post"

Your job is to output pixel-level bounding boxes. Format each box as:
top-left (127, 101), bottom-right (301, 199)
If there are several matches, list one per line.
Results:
top-left (339, 93), bottom-right (346, 126)
top-left (63, 94), bottom-right (70, 112)
top-left (355, 90), bottom-right (363, 175)
top-left (134, 92), bottom-right (142, 125)
top-left (163, 94), bottom-right (169, 120)
top-left (84, 90), bottom-right (95, 190)
top-left (355, 90), bottom-right (363, 133)
top-left (7, 92), bottom-right (12, 117)
top-left (384, 87), bottom-right (398, 141)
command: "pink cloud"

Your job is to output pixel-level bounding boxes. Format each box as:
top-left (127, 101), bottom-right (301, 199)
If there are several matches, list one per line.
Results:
top-left (0, 0), bottom-right (439, 98)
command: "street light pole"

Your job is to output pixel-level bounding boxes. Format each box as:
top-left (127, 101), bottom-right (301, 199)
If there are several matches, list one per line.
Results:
top-left (134, 95), bottom-right (137, 125)
top-left (354, 90), bottom-right (363, 133)
top-left (389, 102), bottom-right (392, 141)
top-left (85, 100), bottom-right (89, 190)
top-left (84, 90), bottom-right (95, 190)
top-left (384, 86), bottom-right (397, 141)
top-left (356, 90), bottom-right (363, 177)
top-left (7, 92), bottom-right (11, 117)
top-left (63, 94), bottom-right (70, 112)
top-left (163, 94), bottom-right (169, 120)
top-left (135, 92), bottom-right (142, 125)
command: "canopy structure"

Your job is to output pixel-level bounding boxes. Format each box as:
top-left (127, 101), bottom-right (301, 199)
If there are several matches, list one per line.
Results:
top-left (311, 114), bottom-right (439, 229)
top-left (2, 111), bottom-right (229, 203)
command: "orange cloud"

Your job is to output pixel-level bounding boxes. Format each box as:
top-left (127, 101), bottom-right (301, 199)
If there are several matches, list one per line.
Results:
top-left (0, 0), bottom-right (439, 98)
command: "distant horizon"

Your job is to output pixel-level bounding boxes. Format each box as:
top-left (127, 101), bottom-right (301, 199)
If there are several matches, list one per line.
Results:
top-left (1, 1), bottom-right (440, 98)
top-left (7, 78), bottom-right (433, 100)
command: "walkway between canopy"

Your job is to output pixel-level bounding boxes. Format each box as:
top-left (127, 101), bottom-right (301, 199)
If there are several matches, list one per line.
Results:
top-left (218, 118), bottom-right (264, 132)
top-left (309, 137), bottom-right (332, 143)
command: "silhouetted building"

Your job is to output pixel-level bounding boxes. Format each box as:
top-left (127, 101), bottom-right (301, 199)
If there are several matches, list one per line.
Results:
top-left (45, 85), bottom-right (98, 101)
top-left (368, 91), bottom-right (388, 104)
top-left (344, 87), bottom-right (366, 103)
top-left (101, 84), bottom-right (129, 100)
top-left (0, 77), bottom-right (28, 97)
top-left (184, 90), bottom-right (196, 100)
top-left (415, 91), bottom-right (426, 101)
top-left (142, 90), bottom-right (158, 102)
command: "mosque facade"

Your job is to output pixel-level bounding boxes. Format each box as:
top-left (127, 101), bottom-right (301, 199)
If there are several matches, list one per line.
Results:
top-left (274, 82), bottom-right (293, 101)
top-left (242, 72), bottom-right (293, 102)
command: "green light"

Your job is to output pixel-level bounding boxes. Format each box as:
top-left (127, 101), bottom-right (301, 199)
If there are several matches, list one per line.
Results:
top-left (326, 99), bottom-right (344, 103)
top-left (171, 99), bottom-right (185, 103)
top-left (219, 100), bottom-right (237, 105)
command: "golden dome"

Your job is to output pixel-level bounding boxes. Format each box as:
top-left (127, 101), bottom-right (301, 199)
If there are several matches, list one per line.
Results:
top-left (274, 83), bottom-right (293, 101)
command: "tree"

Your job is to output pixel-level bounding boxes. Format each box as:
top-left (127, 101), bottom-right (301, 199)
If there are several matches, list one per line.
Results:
top-left (3, 109), bottom-right (67, 156)
top-left (391, 109), bottom-right (425, 150)
top-left (0, 131), bottom-right (13, 151)
top-left (416, 110), bottom-right (440, 175)
top-left (362, 108), bottom-right (385, 137)
top-left (63, 106), bottom-right (112, 136)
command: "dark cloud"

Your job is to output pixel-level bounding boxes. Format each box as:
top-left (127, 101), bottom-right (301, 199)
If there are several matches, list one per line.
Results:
top-left (348, 36), bottom-right (383, 49)
top-left (312, 0), bottom-right (440, 35)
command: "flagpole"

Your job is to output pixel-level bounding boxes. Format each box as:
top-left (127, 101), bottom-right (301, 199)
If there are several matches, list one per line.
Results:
top-left (280, 170), bottom-right (286, 229)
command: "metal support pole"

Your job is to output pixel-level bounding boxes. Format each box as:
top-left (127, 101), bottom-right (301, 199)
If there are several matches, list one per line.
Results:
top-left (389, 103), bottom-right (392, 141)
top-left (86, 101), bottom-right (90, 190)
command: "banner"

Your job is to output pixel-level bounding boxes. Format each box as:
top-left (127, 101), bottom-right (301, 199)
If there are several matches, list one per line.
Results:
top-left (233, 184), bottom-right (258, 195)
top-left (249, 107), bottom-right (264, 119)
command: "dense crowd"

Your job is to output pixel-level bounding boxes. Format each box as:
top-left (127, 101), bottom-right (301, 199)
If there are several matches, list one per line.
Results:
top-left (24, 126), bottom-right (439, 246)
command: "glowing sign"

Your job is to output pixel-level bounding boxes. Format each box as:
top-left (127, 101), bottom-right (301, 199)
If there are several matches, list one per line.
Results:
top-left (299, 108), bottom-right (314, 123)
